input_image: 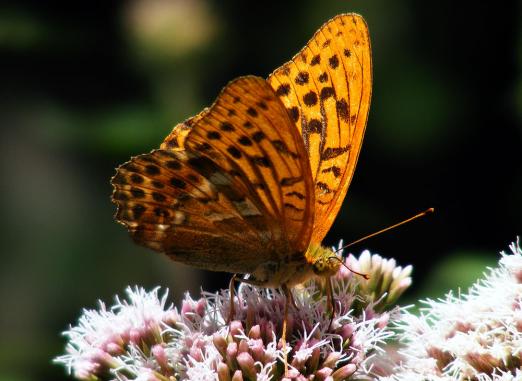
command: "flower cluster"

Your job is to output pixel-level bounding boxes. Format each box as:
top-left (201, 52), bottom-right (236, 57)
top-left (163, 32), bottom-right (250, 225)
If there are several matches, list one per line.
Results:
top-left (381, 240), bottom-right (522, 381)
top-left (55, 248), bottom-right (412, 380)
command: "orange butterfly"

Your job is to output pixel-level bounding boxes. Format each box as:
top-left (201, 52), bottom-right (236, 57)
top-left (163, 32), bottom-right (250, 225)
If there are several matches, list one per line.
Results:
top-left (111, 13), bottom-right (371, 323)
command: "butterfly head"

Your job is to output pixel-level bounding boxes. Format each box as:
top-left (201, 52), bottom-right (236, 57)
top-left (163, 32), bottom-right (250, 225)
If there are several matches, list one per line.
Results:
top-left (305, 244), bottom-right (342, 278)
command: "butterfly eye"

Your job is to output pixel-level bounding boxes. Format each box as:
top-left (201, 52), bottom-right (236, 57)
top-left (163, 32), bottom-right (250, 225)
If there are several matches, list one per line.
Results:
top-left (313, 259), bottom-right (326, 274)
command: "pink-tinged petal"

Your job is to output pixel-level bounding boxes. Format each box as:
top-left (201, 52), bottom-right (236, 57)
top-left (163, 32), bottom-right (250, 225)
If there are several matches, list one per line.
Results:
top-left (322, 352), bottom-right (341, 368)
top-left (189, 346), bottom-right (203, 362)
top-left (248, 324), bottom-right (261, 339)
top-left (331, 364), bottom-right (356, 381)
top-left (262, 320), bottom-right (276, 342)
top-left (226, 342), bottom-right (238, 370)
top-left (231, 370), bottom-right (243, 381)
top-left (337, 324), bottom-right (354, 341)
top-left (217, 362), bottom-right (231, 381)
top-left (314, 367), bottom-right (333, 381)
top-left (181, 300), bottom-right (193, 316)
top-left (151, 344), bottom-right (169, 371)
top-left (249, 339), bottom-right (265, 362)
top-left (104, 342), bottom-right (123, 356)
top-left (236, 352), bottom-right (256, 380)
top-left (307, 346), bottom-right (321, 372)
top-left (284, 368), bottom-right (300, 379)
top-left (377, 312), bottom-right (390, 329)
top-left (229, 321), bottom-right (243, 338)
top-left (196, 298), bottom-right (207, 317)
top-left (129, 328), bottom-right (141, 345)
top-left (238, 339), bottom-right (249, 354)
top-left (213, 334), bottom-right (228, 357)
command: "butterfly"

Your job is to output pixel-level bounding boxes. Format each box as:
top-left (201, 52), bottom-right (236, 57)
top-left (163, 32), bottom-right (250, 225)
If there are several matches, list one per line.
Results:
top-left (111, 13), bottom-right (371, 325)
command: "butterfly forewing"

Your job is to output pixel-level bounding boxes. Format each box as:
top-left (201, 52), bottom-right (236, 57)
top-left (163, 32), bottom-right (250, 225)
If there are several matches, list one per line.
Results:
top-left (267, 13), bottom-right (372, 244)
top-left (111, 76), bottom-right (315, 273)
top-left (184, 76), bottom-right (315, 253)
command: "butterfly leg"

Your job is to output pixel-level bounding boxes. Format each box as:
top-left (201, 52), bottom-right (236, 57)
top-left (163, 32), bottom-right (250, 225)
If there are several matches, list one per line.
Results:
top-left (227, 275), bottom-right (267, 323)
top-left (281, 284), bottom-right (293, 376)
top-left (286, 286), bottom-right (298, 310)
top-left (326, 276), bottom-right (336, 330)
top-left (227, 274), bottom-right (239, 324)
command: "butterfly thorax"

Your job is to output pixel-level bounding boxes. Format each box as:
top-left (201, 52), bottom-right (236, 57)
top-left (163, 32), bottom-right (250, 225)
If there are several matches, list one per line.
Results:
top-left (249, 244), bottom-right (341, 288)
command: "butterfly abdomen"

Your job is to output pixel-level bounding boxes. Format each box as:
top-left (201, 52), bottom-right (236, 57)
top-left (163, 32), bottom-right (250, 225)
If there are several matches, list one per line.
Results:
top-left (249, 256), bottom-right (316, 288)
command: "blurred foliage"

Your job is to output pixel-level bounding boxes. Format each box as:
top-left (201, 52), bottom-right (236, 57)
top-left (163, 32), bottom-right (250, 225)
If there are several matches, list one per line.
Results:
top-left (0, 10), bottom-right (50, 49)
top-left (0, 1), bottom-right (520, 381)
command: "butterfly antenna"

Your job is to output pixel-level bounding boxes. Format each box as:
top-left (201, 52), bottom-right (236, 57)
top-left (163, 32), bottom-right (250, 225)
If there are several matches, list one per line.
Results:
top-left (335, 208), bottom-right (434, 254)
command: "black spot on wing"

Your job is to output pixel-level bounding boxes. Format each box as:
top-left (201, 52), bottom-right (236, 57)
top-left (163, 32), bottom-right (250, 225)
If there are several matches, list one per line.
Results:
top-left (276, 83), bottom-right (291, 96)
top-left (227, 146), bottom-right (242, 159)
top-left (152, 192), bottom-right (166, 202)
top-left (284, 202), bottom-right (304, 212)
top-left (307, 119), bottom-right (322, 134)
top-left (316, 182), bottom-right (332, 194)
top-left (303, 91), bottom-right (318, 107)
top-left (336, 99), bottom-right (349, 122)
top-left (238, 136), bottom-right (252, 146)
top-left (207, 131), bottom-right (221, 140)
top-left (295, 71), bottom-right (309, 85)
top-left (132, 204), bottom-right (146, 219)
top-left (166, 160), bottom-right (182, 170)
top-left (280, 176), bottom-right (302, 186)
top-left (285, 191), bottom-right (305, 200)
top-left (152, 180), bottom-right (164, 189)
top-left (320, 87), bottom-right (335, 100)
top-left (250, 156), bottom-right (271, 168)
top-left (131, 174), bottom-right (144, 184)
top-left (329, 55), bottom-right (339, 69)
top-left (288, 106), bottom-right (299, 122)
top-left (195, 142), bottom-right (212, 152)
top-left (252, 131), bottom-right (265, 142)
top-left (321, 166), bottom-right (342, 178)
top-left (145, 164), bottom-right (160, 175)
top-left (271, 140), bottom-right (299, 159)
top-left (318, 73), bottom-right (328, 83)
top-left (220, 122), bottom-right (235, 132)
top-left (170, 178), bottom-right (187, 189)
top-left (257, 101), bottom-right (268, 110)
top-left (246, 107), bottom-right (258, 117)
top-left (131, 188), bottom-right (145, 198)
top-left (321, 146), bottom-right (350, 160)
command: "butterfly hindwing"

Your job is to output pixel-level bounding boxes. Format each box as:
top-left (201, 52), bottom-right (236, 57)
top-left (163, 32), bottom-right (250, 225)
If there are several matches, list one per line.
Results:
top-left (267, 13), bottom-right (372, 243)
top-left (112, 149), bottom-right (281, 273)
top-left (160, 110), bottom-right (208, 151)
top-left (111, 76), bottom-right (315, 273)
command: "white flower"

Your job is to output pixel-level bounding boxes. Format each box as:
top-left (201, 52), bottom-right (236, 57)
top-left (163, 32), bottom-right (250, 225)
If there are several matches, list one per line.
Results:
top-left (384, 239), bottom-right (522, 381)
top-left (54, 286), bottom-right (183, 380)
top-left (55, 248), bottom-right (411, 380)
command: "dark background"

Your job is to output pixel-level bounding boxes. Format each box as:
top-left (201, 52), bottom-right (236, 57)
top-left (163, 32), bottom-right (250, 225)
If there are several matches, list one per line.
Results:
top-left (1, 1), bottom-right (520, 380)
